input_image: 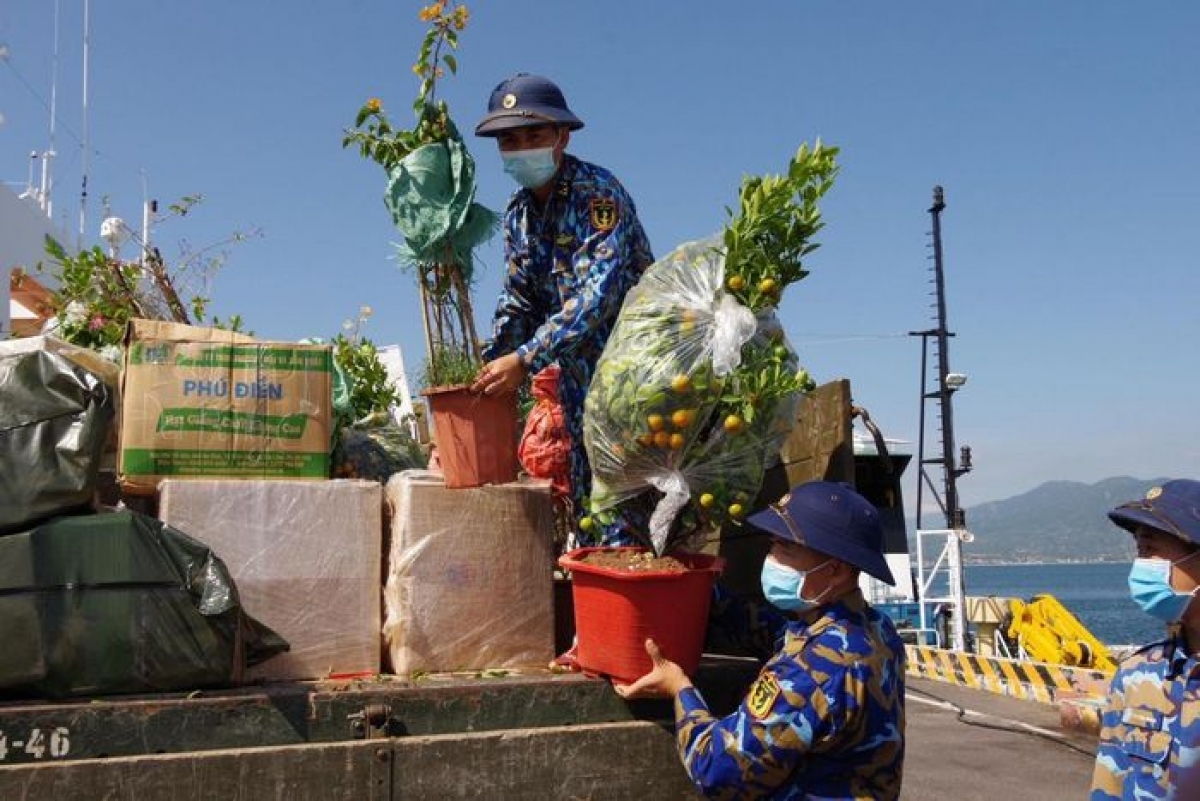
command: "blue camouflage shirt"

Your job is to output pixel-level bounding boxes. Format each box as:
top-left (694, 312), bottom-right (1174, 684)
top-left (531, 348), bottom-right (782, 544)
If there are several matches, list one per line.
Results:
top-left (482, 153), bottom-right (654, 376)
top-left (482, 153), bottom-right (653, 537)
top-left (1091, 629), bottom-right (1200, 799)
top-left (675, 591), bottom-right (905, 800)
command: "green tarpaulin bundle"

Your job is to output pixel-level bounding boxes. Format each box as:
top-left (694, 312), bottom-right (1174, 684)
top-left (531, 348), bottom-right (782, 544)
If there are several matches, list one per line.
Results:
top-left (0, 510), bottom-right (288, 699)
top-left (384, 126), bottom-right (498, 275)
top-left (0, 337), bottom-right (116, 534)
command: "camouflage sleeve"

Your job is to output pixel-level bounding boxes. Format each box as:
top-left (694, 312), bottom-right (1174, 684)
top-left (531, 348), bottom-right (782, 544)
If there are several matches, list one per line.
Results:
top-left (1089, 675), bottom-right (1129, 801)
top-left (516, 185), bottom-right (647, 374)
top-left (1089, 647), bottom-right (1194, 800)
top-left (482, 219), bottom-right (539, 362)
top-left (674, 656), bottom-right (847, 798)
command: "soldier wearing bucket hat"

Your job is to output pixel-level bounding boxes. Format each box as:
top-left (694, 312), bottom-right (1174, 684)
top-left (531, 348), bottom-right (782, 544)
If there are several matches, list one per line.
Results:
top-left (470, 74), bottom-right (654, 551)
top-left (615, 481), bottom-right (905, 799)
top-left (1091, 479), bottom-right (1200, 800)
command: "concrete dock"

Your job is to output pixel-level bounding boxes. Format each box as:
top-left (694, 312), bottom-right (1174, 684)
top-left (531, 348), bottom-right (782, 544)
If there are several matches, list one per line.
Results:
top-left (903, 675), bottom-right (1098, 800)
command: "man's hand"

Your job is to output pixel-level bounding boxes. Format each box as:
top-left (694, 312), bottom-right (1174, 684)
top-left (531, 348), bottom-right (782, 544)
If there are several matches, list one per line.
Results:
top-left (470, 352), bottom-right (526, 396)
top-left (612, 638), bottom-right (693, 700)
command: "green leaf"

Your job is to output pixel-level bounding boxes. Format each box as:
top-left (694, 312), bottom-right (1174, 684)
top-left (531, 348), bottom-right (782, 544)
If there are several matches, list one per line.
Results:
top-left (443, 53), bottom-right (457, 74)
top-left (43, 235), bottom-right (66, 261)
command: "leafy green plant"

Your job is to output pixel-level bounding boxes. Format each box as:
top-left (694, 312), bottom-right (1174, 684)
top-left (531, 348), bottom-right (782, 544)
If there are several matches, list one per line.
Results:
top-left (36, 197), bottom-right (253, 359)
top-left (342, 1), bottom-right (468, 171)
top-left (583, 144), bottom-right (838, 553)
top-left (344, 2), bottom-right (489, 391)
top-left (333, 305), bottom-right (402, 421)
top-left (419, 342), bottom-right (480, 389)
top-left (722, 141), bottom-right (839, 312)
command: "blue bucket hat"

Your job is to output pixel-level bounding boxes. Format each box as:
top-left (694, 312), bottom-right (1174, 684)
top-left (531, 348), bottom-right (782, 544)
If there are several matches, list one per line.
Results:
top-left (475, 73), bottom-right (584, 137)
top-left (1108, 479), bottom-right (1200, 546)
top-left (747, 481), bottom-right (895, 585)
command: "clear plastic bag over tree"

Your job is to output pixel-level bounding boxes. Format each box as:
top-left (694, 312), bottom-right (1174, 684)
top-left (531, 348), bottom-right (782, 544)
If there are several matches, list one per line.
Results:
top-left (582, 141), bottom-right (839, 556)
top-left (583, 238), bottom-right (805, 555)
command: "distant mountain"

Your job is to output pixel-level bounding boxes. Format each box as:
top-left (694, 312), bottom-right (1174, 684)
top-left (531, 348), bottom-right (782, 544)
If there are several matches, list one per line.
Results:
top-left (912, 477), bottom-right (1170, 564)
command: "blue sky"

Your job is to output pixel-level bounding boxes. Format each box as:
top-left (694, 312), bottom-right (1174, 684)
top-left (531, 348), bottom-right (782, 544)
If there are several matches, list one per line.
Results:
top-left (3, 1), bottom-right (1198, 511)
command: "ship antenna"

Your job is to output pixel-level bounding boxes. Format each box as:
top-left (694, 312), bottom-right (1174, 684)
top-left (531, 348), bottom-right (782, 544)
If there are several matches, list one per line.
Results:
top-left (909, 186), bottom-right (974, 651)
top-left (78, 0), bottom-right (91, 247)
top-left (42, 0), bottom-right (60, 218)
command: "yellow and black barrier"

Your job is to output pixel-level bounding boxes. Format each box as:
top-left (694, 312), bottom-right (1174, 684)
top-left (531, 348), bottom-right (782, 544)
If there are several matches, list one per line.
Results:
top-left (905, 644), bottom-right (1112, 705)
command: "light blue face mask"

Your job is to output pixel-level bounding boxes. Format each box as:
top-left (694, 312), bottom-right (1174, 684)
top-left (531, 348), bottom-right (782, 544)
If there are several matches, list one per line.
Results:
top-left (501, 146), bottom-right (558, 189)
top-left (1128, 554), bottom-right (1199, 623)
top-left (761, 555), bottom-right (831, 613)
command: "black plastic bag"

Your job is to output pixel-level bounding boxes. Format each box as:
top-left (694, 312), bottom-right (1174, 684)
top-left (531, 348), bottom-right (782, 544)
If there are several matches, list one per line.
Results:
top-left (0, 510), bottom-right (288, 699)
top-left (0, 339), bottom-right (116, 533)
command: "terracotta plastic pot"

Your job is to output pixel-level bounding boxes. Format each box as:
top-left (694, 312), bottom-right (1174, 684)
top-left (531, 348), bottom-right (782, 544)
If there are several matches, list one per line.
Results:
top-left (558, 546), bottom-right (725, 682)
top-left (422, 385), bottom-right (519, 489)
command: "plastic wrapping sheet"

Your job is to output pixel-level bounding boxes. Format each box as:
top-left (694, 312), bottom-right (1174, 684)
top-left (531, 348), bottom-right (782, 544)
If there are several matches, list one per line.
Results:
top-left (383, 127), bottom-right (500, 272)
top-left (0, 510), bottom-right (287, 699)
top-left (0, 336), bottom-right (118, 533)
top-left (583, 238), bottom-right (802, 553)
top-left (159, 479), bottom-right (383, 681)
top-left (383, 470), bottom-right (555, 674)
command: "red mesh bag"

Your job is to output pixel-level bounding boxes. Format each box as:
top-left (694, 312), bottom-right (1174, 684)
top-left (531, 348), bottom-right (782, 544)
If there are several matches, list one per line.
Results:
top-left (518, 365), bottom-right (571, 495)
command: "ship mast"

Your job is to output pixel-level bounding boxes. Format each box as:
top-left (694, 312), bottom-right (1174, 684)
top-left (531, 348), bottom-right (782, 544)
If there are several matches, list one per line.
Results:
top-left (910, 186), bottom-right (973, 651)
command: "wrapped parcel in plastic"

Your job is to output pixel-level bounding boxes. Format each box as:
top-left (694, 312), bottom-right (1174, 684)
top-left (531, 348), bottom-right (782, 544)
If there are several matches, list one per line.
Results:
top-left (0, 510), bottom-right (287, 699)
top-left (583, 239), bottom-right (804, 554)
top-left (159, 478), bottom-right (382, 682)
top-left (383, 470), bottom-right (555, 674)
top-left (0, 336), bottom-right (117, 533)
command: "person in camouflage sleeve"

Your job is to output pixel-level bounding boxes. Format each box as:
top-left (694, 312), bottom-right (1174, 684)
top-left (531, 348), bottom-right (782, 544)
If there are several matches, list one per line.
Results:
top-left (1091, 479), bottom-right (1200, 800)
top-left (615, 481), bottom-right (905, 799)
top-left (471, 74), bottom-right (654, 546)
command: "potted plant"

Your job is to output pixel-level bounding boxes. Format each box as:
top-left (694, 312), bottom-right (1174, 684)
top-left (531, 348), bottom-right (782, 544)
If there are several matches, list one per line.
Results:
top-left (343, 1), bottom-right (514, 489)
top-left (563, 143), bottom-right (840, 679)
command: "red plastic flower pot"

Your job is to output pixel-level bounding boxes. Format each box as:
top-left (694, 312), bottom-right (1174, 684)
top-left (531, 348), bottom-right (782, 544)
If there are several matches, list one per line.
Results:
top-left (558, 546), bottom-right (725, 683)
top-left (422, 384), bottom-right (519, 489)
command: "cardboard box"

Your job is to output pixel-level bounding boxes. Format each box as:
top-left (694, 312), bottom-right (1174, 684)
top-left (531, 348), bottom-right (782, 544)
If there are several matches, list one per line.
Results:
top-left (159, 478), bottom-right (383, 681)
top-left (384, 470), bottom-right (555, 674)
top-left (119, 319), bottom-right (332, 493)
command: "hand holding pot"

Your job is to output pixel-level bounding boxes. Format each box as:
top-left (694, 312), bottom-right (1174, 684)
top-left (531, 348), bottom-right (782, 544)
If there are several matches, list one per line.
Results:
top-left (612, 638), bottom-right (693, 699)
top-left (471, 353), bottom-right (526, 396)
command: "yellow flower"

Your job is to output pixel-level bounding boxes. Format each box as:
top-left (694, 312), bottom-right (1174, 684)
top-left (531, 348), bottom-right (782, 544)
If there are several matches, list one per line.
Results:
top-left (366, 97), bottom-right (381, 112)
top-left (418, 2), bottom-right (444, 22)
top-left (453, 6), bottom-right (470, 29)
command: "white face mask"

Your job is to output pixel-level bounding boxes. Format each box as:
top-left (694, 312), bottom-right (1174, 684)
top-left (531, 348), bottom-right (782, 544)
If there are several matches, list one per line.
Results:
top-left (760, 555), bottom-right (833, 613)
top-left (1128, 550), bottom-right (1200, 623)
top-left (501, 146), bottom-right (558, 189)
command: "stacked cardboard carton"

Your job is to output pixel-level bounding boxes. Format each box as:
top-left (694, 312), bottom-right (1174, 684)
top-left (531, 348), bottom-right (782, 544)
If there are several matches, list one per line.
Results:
top-left (160, 479), bottom-right (382, 681)
top-left (384, 470), bottom-right (555, 674)
top-left (119, 320), bottom-right (333, 494)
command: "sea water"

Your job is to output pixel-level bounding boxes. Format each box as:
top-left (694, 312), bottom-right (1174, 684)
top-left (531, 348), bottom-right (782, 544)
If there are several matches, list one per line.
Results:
top-left (964, 562), bottom-right (1163, 647)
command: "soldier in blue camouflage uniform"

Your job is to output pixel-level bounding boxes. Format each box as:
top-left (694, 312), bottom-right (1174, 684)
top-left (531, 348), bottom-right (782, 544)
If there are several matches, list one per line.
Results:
top-left (615, 481), bottom-right (906, 799)
top-left (1091, 479), bottom-right (1200, 800)
top-left (471, 74), bottom-right (654, 546)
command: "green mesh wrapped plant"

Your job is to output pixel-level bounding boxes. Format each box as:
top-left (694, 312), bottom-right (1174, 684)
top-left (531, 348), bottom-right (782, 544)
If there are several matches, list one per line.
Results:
top-left (343, 1), bottom-right (496, 388)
